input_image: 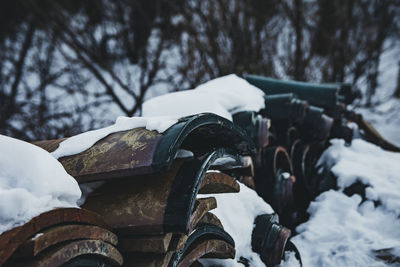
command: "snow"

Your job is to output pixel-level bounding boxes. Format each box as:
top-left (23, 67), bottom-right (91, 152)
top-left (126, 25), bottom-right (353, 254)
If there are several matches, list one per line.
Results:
top-left (292, 191), bottom-right (400, 267)
top-left (52, 116), bottom-right (178, 159)
top-left (318, 139), bottom-right (400, 213)
top-left (279, 251), bottom-right (301, 267)
top-left (0, 135), bottom-right (81, 234)
top-left (52, 74), bottom-right (265, 159)
top-left (356, 42), bottom-right (400, 147)
top-left (31, 232), bottom-right (44, 240)
top-left (357, 98), bottom-right (400, 147)
top-left (175, 149), bottom-right (194, 159)
top-left (290, 139), bottom-right (400, 267)
top-left (142, 74), bottom-right (265, 121)
top-left (198, 182), bottom-right (274, 267)
top-left (198, 139), bottom-right (400, 267)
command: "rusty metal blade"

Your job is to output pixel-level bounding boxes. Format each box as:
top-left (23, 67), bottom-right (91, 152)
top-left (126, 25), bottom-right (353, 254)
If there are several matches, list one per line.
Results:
top-left (177, 239), bottom-right (235, 267)
top-left (169, 225), bottom-right (235, 267)
top-left (189, 198), bottom-right (217, 232)
top-left (34, 128), bottom-right (163, 183)
top-left (7, 240), bottom-right (123, 267)
top-left (13, 225), bottom-right (117, 258)
top-left (196, 212), bottom-right (223, 229)
top-left (33, 114), bottom-right (256, 184)
top-left (199, 172), bottom-right (240, 194)
top-left (0, 208), bottom-right (108, 266)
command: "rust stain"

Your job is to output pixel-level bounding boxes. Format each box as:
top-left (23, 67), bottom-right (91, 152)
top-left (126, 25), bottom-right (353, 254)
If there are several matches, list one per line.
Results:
top-left (82, 160), bottom-right (184, 235)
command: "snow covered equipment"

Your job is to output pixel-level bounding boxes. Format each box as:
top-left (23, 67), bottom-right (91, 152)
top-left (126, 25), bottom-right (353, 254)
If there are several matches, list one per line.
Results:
top-left (0, 208), bottom-right (122, 267)
top-left (30, 114), bottom-right (262, 266)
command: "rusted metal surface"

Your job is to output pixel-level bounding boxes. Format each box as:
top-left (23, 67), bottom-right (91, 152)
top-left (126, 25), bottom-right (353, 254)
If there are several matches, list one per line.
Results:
top-left (119, 233), bottom-right (172, 254)
top-left (34, 128), bottom-right (163, 183)
top-left (13, 225), bottom-right (117, 258)
top-left (252, 214), bottom-right (295, 266)
top-left (177, 239), bottom-right (235, 267)
top-left (0, 208), bottom-right (108, 266)
top-left (199, 172), bottom-right (240, 194)
top-left (33, 114), bottom-right (255, 184)
top-left (169, 225), bottom-right (235, 267)
top-left (82, 160), bottom-right (184, 235)
top-left (196, 212), bottom-right (223, 229)
top-left (269, 227), bottom-right (291, 265)
top-left (8, 240), bottom-right (123, 267)
top-left (189, 198), bottom-right (217, 232)
top-left (168, 234), bottom-right (188, 252)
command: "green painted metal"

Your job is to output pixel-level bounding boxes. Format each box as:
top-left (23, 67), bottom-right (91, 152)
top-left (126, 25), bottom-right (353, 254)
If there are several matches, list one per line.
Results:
top-left (245, 74), bottom-right (339, 108)
top-left (262, 93), bottom-right (308, 121)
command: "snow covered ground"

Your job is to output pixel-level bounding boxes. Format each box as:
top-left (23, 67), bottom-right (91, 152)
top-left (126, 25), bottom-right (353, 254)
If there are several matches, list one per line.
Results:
top-left (291, 139), bottom-right (400, 267)
top-left (203, 138), bottom-right (400, 267)
top-left (357, 98), bottom-right (400, 147)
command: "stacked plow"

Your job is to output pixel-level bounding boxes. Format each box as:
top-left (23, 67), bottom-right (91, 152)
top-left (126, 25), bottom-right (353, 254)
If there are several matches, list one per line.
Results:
top-left (1, 75), bottom-right (399, 266)
top-left (0, 208), bottom-right (122, 267)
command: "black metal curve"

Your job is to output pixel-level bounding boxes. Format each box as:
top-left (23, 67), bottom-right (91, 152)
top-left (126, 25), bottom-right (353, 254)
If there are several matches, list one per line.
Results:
top-left (168, 224), bottom-right (235, 267)
top-left (153, 113), bottom-right (256, 172)
top-left (164, 148), bottom-right (240, 234)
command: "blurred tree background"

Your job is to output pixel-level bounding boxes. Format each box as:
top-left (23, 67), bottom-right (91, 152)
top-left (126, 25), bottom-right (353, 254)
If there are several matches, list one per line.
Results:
top-left (0, 0), bottom-right (399, 141)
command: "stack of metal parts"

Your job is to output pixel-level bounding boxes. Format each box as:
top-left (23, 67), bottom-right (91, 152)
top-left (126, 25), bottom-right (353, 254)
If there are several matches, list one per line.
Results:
top-left (0, 114), bottom-right (295, 266)
top-left (0, 208), bottom-right (122, 267)
top-left (2, 75), bottom-right (398, 266)
top-left (245, 74), bottom-right (400, 227)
